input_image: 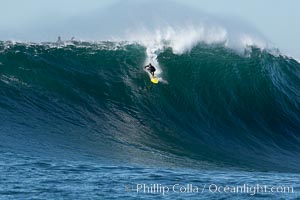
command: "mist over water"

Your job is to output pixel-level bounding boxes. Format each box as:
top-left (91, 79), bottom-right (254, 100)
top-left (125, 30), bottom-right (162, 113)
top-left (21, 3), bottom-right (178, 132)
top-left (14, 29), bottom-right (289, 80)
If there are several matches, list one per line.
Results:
top-left (86, 0), bottom-right (274, 80)
top-left (1, 0), bottom-right (270, 52)
top-left (77, 0), bottom-right (271, 54)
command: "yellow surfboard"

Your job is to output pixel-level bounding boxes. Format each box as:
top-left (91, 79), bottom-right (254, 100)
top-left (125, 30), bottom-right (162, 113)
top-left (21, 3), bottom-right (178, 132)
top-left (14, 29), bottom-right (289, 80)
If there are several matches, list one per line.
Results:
top-left (144, 68), bottom-right (159, 84)
top-left (151, 77), bottom-right (159, 84)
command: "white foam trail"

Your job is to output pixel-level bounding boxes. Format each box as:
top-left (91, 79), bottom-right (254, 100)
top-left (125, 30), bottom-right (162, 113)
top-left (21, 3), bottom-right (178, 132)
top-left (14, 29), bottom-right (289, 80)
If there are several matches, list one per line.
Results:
top-left (126, 23), bottom-right (270, 81)
top-left (128, 25), bottom-right (270, 55)
top-left (128, 25), bottom-right (226, 81)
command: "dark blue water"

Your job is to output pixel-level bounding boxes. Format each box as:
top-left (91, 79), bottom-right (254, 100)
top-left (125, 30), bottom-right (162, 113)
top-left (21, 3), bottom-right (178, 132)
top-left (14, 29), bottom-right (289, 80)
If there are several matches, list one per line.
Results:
top-left (0, 41), bottom-right (300, 199)
top-left (1, 151), bottom-right (299, 199)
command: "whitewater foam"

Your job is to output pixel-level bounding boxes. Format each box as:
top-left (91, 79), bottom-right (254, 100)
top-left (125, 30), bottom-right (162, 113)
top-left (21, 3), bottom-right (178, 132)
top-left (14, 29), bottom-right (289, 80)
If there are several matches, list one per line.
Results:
top-left (0, 74), bottom-right (29, 87)
top-left (128, 24), bottom-right (271, 55)
top-left (124, 23), bottom-right (271, 82)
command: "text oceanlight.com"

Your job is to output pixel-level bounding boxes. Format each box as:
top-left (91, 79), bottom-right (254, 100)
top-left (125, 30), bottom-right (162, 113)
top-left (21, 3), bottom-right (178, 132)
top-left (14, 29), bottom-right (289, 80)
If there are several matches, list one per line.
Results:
top-left (126, 183), bottom-right (294, 196)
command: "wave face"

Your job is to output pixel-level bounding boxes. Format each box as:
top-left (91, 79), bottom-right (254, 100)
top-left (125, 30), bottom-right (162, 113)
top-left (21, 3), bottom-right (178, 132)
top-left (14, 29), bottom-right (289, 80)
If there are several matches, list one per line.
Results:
top-left (1, 41), bottom-right (300, 172)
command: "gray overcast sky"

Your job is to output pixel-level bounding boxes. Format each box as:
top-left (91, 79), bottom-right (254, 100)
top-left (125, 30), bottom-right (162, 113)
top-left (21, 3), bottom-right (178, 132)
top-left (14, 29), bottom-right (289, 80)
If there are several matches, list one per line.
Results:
top-left (0, 0), bottom-right (299, 58)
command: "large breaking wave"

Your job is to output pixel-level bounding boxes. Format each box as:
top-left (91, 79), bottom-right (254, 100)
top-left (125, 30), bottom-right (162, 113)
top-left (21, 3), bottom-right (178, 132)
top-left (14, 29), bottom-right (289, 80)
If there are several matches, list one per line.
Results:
top-left (1, 40), bottom-right (300, 172)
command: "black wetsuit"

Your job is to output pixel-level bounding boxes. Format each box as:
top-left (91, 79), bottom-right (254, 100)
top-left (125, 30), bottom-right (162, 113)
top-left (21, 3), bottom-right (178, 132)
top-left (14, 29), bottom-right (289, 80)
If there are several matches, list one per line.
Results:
top-left (145, 65), bottom-right (156, 76)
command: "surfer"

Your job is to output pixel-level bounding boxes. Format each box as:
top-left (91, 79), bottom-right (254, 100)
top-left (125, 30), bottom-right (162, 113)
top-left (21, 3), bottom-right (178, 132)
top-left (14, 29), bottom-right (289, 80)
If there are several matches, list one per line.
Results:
top-left (144, 63), bottom-right (156, 77)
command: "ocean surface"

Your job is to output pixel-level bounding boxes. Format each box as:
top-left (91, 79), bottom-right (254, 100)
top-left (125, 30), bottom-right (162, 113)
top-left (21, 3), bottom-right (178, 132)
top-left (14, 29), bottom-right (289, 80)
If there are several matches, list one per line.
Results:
top-left (0, 40), bottom-right (300, 199)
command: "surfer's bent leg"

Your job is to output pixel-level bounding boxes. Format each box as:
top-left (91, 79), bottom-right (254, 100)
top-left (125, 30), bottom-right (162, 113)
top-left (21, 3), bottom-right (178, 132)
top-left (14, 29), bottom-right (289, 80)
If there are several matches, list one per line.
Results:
top-left (150, 69), bottom-right (155, 77)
